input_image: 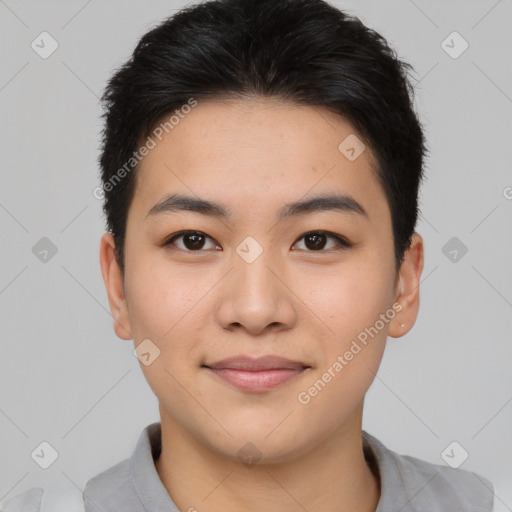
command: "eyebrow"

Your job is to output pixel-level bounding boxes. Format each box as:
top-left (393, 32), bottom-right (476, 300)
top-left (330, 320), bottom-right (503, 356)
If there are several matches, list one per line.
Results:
top-left (145, 192), bottom-right (368, 221)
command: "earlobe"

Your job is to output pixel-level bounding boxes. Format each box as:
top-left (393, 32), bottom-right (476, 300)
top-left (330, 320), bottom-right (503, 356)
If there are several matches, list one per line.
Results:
top-left (388, 232), bottom-right (424, 338)
top-left (99, 232), bottom-right (133, 340)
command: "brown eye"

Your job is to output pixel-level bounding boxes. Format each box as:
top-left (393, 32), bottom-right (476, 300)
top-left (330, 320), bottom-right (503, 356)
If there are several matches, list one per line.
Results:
top-left (182, 232), bottom-right (206, 250)
top-left (304, 233), bottom-right (328, 250)
top-left (165, 231), bottom-right (220, 251)
top-left (293, 231), bottom-right (351, 251)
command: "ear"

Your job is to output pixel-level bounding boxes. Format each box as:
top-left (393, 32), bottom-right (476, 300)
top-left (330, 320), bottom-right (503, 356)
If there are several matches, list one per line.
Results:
top-left (388, 232), bottom-right (424, 338)
top-left (99, 232), bottom-right (133, 340)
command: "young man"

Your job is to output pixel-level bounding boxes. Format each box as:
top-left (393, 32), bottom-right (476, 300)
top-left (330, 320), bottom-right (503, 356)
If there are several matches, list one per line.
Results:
top-left (0, 0), bottom-right (495, 511)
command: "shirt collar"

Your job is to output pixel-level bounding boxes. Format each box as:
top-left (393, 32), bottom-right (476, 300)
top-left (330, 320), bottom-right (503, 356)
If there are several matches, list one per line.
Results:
top-left (129, 423), bottom-right (394, 511)
top-left (129, 422), bottom-right (179, 511)
top-left (362, 430), bottom-right (401, 510)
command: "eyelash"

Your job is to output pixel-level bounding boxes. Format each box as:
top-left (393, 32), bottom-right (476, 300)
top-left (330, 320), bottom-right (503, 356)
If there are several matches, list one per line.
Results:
top-left (162, 230), bottom-right (352, 252)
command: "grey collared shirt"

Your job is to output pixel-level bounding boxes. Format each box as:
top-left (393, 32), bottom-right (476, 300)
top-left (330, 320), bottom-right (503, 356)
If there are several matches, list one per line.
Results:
top-left (1, 422), bottom-right (495, 511)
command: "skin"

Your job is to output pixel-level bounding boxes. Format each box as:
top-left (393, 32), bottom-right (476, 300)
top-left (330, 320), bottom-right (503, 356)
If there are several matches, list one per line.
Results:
top-left (100, 97), bottom-right (424, 512)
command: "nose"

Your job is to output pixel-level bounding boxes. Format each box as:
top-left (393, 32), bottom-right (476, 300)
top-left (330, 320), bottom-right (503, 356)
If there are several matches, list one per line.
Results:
top-left (215, 250), bottom-right (297, 336)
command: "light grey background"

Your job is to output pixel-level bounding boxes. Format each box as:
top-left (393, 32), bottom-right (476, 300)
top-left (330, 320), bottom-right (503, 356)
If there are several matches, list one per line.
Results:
top-left (1, 0), bottom-right (511, 509)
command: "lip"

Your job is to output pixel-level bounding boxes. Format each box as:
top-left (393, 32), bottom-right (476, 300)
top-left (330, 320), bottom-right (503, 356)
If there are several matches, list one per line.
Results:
top-left (202, 355), bottom-right (311, 393)
top-left (205, 355), bottom-right (309, 371)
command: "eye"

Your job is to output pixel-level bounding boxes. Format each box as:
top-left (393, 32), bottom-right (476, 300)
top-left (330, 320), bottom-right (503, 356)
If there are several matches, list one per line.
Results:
top-left (163, 230), bottom-right (221, 251)
top-left (163, 230), bottom-right (351, 253)
top-left (292, 231), bottom-right (352, 251)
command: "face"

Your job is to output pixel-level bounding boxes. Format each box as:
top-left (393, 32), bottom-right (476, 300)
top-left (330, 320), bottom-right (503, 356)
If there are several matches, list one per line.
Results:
top-left (100, 97), bottom-right (423, 464)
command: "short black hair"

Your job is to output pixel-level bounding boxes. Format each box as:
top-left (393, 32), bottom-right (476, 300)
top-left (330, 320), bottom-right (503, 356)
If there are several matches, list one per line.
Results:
top-left (98, 0), bottom-right (427, 275)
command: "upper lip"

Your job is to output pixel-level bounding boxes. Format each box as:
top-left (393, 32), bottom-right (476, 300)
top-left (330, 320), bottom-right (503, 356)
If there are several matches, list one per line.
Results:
top-left (203, 355), bottom-right (310, 371)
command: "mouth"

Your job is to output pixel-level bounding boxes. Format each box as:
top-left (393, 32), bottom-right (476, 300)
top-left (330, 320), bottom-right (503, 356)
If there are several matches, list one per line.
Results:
top-left (202, 355), bottom-right (311, 393)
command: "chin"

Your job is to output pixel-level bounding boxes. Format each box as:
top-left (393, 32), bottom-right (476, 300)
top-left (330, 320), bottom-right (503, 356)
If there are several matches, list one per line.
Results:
top-left (201, 424), bottom-right (313, 467)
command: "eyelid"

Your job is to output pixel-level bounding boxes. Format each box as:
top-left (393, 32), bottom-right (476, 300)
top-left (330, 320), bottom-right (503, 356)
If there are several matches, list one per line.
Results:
top-left (163, 229), bottom-right (352, 252)
top-left (163, 230), bottom-right (221, 251)
top-left (291, 230), bottom-right (352, 251)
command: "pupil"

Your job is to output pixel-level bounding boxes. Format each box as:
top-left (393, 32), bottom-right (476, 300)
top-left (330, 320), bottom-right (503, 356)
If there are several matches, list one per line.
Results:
top-left (185, 233), bottom-right (204, 250)
top-left (306, 233), bottom-right (326, 250)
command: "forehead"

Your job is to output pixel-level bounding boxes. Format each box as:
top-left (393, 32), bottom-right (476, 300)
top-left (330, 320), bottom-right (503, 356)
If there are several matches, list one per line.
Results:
top-left (131, 97), bottom-right (386, 221)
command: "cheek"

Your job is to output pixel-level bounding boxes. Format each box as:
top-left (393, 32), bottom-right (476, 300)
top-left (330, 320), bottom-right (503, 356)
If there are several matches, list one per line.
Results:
top-left (126, 263), bottom-right (210, 401)
top-left (295, 269), bottom-right (391, 420)
top-left (297, 260), bottom-right (394, 343)
top-left (125, 255), bottom-right (209, 340)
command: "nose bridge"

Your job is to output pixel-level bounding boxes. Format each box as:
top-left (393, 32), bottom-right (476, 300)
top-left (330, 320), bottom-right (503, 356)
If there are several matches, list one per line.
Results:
top-left (237, 248), bottom-right (278, 300)
top-left (234, 233), bottom-right (280, 293)
top-left (236, 244), bottom-right (281, 308)
top-left (216, 242), bottom-right (296, 333)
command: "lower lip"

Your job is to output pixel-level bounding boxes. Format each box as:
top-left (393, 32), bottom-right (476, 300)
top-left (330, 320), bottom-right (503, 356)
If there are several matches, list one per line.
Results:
top-left (205, 367), bottom-right (307, 392)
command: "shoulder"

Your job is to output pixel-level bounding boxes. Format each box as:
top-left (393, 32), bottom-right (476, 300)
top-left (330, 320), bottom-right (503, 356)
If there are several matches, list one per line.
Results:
top-left (399, 451), bottom-right (494, 510)
top-left (0, 486), bottom-right (85, 512)
top-left (363, 431), bottom-right (495, 512)
top-left (83, 458), bottom-right (130, 493)
top-left (0, 460), bottom-right (132, 512)
top-left (82, 459), bottom-right (133, 509)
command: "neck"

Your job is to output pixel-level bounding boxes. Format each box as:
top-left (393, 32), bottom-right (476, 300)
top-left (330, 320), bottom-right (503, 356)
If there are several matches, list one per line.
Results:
top-left (154, 404), bottom-right (380, 512)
